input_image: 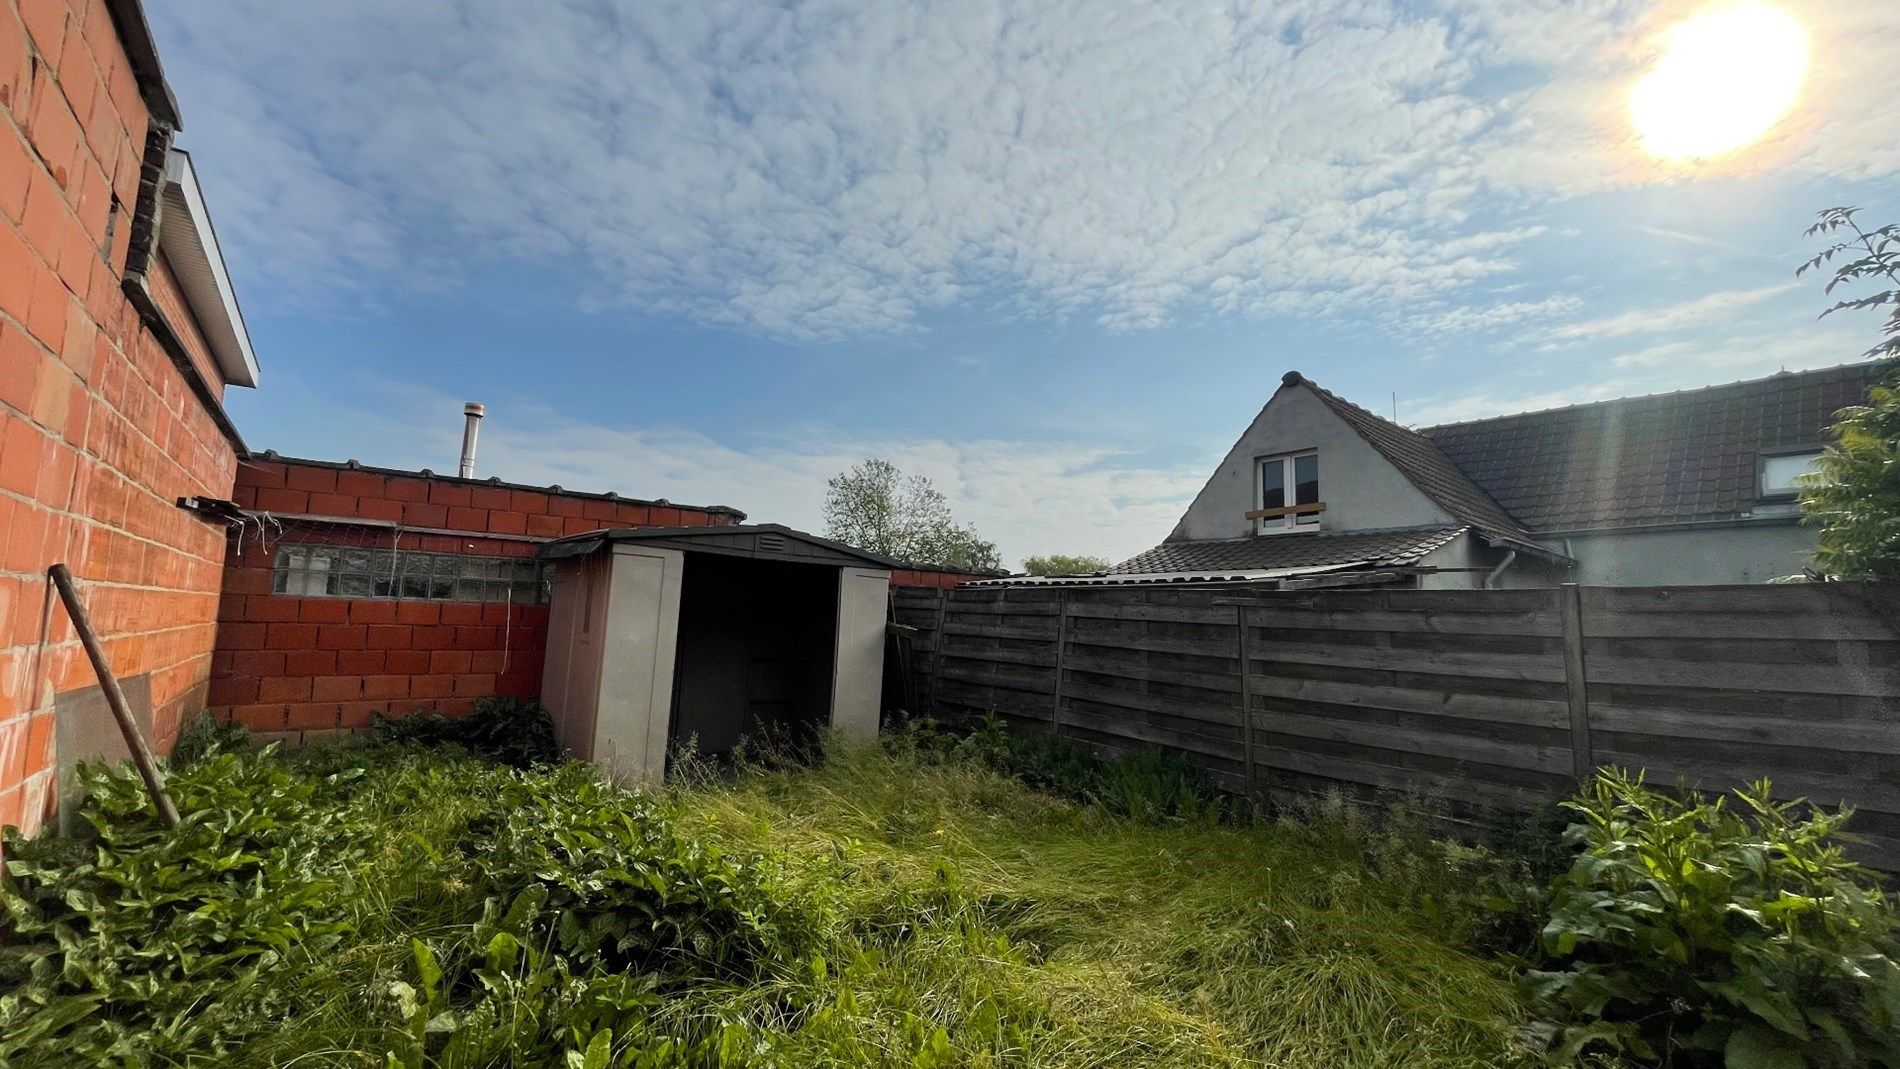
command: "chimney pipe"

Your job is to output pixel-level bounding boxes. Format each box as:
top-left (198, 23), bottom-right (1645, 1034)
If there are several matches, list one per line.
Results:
top-left (458, 402), bottom-right (485, 479)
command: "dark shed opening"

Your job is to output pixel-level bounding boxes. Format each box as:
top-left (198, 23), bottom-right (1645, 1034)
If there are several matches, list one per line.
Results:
top-left (670, 554), bottom-right (838, 759)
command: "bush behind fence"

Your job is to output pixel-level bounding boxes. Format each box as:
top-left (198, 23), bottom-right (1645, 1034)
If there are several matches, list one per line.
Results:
top-left (892, 581), bottom-right (1900, 867)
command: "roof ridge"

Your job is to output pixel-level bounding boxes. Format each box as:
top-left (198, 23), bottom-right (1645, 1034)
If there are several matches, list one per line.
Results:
top-left (1282, 372), bottom-right (1536, 545)
top-left (1418, 358), bottom-right (1897, 434)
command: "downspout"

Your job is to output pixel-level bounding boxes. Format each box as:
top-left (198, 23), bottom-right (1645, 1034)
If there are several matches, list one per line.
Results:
top-left (1482, 550), bottom-right (1518, 589)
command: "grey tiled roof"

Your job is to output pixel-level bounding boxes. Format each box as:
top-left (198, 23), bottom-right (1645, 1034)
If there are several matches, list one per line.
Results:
top-left (1298, 377), bottom-right (1537, 547)
top-left (1421, 362), bottom-right (1890, 532)
top-left (1110, 527), bottom-right (1464, 575)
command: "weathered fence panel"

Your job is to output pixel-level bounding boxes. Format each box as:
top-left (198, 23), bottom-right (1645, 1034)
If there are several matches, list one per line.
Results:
top-left (891, 581), bottom-right (1900, 867)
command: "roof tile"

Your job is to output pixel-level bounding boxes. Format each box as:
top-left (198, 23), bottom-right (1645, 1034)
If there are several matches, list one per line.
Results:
top-left (1421, 362), bottom-right (1890, 531)
top-left (1112, 527), bottom-right (1465, 575)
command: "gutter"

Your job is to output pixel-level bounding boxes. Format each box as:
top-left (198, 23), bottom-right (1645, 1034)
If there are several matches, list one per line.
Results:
top-left (1538, 514), bottom-right (1804, 538)
top-left (120, 122), bottom-right (247, 453)
top-left (234, 509), bottom-right (549, 545)
top-left (102, 0), bottom-right (182, 128)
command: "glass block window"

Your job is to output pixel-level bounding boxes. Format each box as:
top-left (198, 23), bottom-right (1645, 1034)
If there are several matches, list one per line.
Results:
top-left (272, 545), bottom-right (550, 603)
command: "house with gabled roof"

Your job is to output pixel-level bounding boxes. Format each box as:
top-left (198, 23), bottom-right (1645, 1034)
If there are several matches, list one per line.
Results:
top-left (1087, 361), bottom-right (1892, 589)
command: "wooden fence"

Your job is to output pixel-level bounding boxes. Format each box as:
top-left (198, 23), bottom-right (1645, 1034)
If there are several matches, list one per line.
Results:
top-left (890, 581), bottom-right (1900, 867)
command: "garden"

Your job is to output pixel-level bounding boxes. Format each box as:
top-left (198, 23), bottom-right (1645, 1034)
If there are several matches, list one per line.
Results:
top-left (1, 705), bottom-right (1897, 1068)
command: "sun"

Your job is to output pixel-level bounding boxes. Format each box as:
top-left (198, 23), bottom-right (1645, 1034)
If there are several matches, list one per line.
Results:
top-left (1630, 1), bottom-right (1809, 160)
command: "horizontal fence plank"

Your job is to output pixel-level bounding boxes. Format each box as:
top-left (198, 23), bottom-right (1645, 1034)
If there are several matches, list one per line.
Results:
top-left (1064, 679), bottom-right (1242, 728)
top-left (937, 644), bottom-right (1056, 669)
top-left (1588, 702), bottom-right (1900, 755)
top-left (1584, 656), bottom-right (1900, 697)
top-left (1253, 746), bottom-right (1561, 813)
top-left (1064, 649), bottom-right (1238, 692)
top-left (941, 621), bottom-right (1059, 642)
top-left (1579, 609), bottom-right (1895, 641)
top-left (1061, 714), bottom-right (1242, 764)
top-left (936, 664), bottom-right (1056, 696)
top-left (1578, 584), bottom-right (1883, 615)
top-left (1251, 709), bottom-right (1575, 776)
top-left (1241, 606), bottom-right (1564, 637)
top-left (1065, 632), bottom-right (1240, 658)
top-left (1249, 676), bottom-right (1571, 731)
top-left (1248, 641), bottom-right (1568, 683)
top-left (1065, 602), bottom-right (1238, 625)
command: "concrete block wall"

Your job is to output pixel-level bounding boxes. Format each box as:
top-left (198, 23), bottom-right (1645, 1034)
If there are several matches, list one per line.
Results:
top-left (209, 457), bottom-right (742, 743)
top-left (0, 0), bottom-right (239, 834)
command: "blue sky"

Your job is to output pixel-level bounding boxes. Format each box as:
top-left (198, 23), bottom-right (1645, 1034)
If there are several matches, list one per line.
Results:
top-left (146, 0), bottom-right (1898, 566)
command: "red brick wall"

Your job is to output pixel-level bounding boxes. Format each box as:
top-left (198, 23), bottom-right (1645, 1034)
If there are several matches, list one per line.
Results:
top-left (209, 458), bottom-right (739, 741)
top-left (1, 0), bottom-right (238, 835)
top-left (889, 567), bottom-right (994, 589)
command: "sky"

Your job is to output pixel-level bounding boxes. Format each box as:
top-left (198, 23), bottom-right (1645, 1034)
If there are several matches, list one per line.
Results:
top-left (145, 0), bottom-right (1900, 568)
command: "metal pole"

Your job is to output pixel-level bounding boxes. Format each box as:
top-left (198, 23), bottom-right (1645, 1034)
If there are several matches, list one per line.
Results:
top-left (458, 402), bottom-right (485, 479)
top-left (47, 564), bottom-right (181, 827)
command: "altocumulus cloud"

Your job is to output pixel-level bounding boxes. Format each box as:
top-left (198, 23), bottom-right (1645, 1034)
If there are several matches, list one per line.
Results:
top-left (150, 0), bottom-right (1897, 342)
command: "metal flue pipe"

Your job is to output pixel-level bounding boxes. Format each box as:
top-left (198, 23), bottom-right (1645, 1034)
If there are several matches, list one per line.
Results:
top-left (458, 402), bottom-right (485, 478)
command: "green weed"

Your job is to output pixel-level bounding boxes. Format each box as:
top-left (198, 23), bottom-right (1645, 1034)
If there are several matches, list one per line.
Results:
top-left (1526, 770), bottom-right (1900, 1067)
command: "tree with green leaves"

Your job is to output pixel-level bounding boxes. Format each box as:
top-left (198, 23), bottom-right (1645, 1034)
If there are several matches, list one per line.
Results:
top-left (1795, 208), bottom-right (1900, 580)
top-left (822, 458), bottom-right (1000, 571)
top-left (1022, 554), bottom-right (1110, 576)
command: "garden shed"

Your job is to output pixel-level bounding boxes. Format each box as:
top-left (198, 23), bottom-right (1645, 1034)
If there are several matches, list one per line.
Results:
top-left (535, 525), bottom-right (893, 781)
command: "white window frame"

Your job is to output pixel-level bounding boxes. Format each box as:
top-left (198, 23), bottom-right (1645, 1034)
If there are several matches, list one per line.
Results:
top-left (1758, 447), bottom-right (1823, 499)
top-left (1254, 450), bottom-right (1321, 534)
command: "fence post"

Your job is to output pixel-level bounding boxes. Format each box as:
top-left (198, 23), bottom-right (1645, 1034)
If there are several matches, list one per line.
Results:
top-left (1559, 583), bottom-right (1595, 783)
top-left (1050, 592), bottom-right (1070, 736)
top-left (1235, 600), bottom-right (1256, 797)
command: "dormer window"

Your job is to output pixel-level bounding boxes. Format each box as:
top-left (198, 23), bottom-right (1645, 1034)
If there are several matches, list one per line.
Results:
top-left (1251, 450), bottom-right (1321, 533)
top-left (1759, 448), bottom-right (1823, 499)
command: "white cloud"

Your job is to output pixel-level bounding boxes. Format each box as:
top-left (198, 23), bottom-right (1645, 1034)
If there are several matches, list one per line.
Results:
top-left (149, 0), bottom-right (1899, 340)
top-left (1544, 282), bottom-right (1799, 341)
top-left (1408, 293), bottom-right (1585, 335)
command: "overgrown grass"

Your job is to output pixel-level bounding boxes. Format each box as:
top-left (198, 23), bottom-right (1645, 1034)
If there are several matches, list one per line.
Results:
top-left (2, 730), bottom-right (1531, 1066)
top-left (671, 736), bottom-right (1531, 1067)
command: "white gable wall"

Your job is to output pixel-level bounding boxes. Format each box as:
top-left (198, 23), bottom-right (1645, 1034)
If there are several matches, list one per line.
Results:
top-left (1170, 384), bottom-right (1455, 541)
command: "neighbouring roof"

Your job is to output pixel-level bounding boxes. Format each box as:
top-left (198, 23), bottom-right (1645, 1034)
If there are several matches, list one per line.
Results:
top-left (538, 523), bottom-right (896, 569)
top-left (1291, 372), bottom-right (1538, 549)
top-left (159, 150), bottom-right (259, 387)
top-left (244, 452), bottom-right (749, 519)
top-left (1422, 362), bottom-right (1892, 532)
top-left (1110, 526), bottom-right (1466, 576)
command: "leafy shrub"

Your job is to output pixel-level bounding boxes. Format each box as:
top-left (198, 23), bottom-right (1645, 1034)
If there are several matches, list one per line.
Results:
top-left (905, 713), bottom-right (1228, 822)
top-left (373, 695), bottom-right (560, 766)
top-left (462, 763), bottom-right (807, 976)
top-left (1526, 770), bottom-right (1900, 1067)
top-left (168, 710), bottom-right (251, 768)
top-left (1006, 730), bottom-right (1106, 798)
top-left (1091, 745), bottom-right (1227, 822)
top-left (0, 748), bottom-right (366, 1063)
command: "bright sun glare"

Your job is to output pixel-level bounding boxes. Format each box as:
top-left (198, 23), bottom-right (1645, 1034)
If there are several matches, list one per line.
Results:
top-left (1630, 1), bottom-right (1809, 160)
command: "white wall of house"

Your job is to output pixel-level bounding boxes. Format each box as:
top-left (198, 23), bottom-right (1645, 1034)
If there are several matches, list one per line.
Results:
top-left (1554, 523), bottom-right (1816, 585)
top-left (1171, 383), bottom-right (1453, 541)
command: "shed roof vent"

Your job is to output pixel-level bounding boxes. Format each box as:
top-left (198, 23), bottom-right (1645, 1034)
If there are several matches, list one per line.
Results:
top-left (757, 533), bottom-right (788, 552)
